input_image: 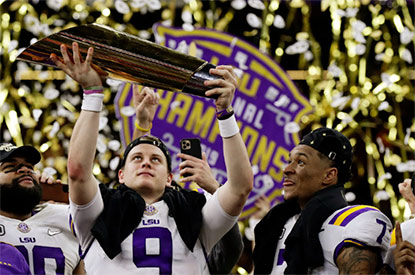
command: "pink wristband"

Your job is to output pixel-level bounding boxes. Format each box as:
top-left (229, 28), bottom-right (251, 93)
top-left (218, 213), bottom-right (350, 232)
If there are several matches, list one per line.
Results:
top-left (84, 89), bottom-right (103, 95)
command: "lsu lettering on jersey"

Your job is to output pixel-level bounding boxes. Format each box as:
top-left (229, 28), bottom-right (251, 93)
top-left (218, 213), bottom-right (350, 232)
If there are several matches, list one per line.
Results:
top-left (70, 188), bottom-right (237, 274)
top-left (269, 205), bottom-right (392, 274)
top-left (0, 203), bottom-right (81, 275)
top-left (384, 218), bottom-right (415, 270)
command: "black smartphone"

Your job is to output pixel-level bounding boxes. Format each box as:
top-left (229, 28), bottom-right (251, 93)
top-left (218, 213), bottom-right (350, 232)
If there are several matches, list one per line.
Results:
top-left (180, 138), bottom-right (202, 177)
top-left (411, 172), bottom-right (415, 195)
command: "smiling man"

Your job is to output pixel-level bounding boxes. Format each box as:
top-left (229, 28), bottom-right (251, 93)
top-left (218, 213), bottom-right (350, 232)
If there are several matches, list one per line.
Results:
top-left (253, 127), bottom-right (392, 274)
top-left (0, 143), bottom-right (83, 274)
top-left (52, 42), bottom-right (253, 274)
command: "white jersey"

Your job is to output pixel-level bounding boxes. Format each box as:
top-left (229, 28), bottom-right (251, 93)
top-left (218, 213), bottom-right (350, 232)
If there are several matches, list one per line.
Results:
top-left (384, 218), bottom-right (415, 271)
top-left (270, 205), bottom-right (392, 274)
top-left (69, 187), bottom-right (237, 274)
top-left (270, 214), bottom-right (300, 275)
top-left (312, 205), bottom-right (392, 274)
top-left (0, 203), bottom-right (81, 275)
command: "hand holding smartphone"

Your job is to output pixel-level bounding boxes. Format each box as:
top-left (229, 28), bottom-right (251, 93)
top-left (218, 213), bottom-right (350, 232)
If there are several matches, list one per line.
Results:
top-left (180, 138), bottom-right (202, 178)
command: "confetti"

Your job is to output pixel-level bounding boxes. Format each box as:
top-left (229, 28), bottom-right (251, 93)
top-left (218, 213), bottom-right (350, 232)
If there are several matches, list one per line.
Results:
top-left (231, 0), bottom-right (246, 10)
top-left (246, 13), bottom-right (262, 28)
top-left (247, 0), bottom-right (265, 10)
top-left (273, 14), bottom-right (285, 29)
top-left (1, 0), bottom-right (413, 222)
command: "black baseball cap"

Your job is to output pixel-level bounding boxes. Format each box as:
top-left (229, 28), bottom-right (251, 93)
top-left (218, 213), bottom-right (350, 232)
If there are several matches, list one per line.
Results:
top-left (120, 135), bottom-right (172, 172)
top-left (299, 127), bottom-right (353, 184)
top-left (0, 143), bottom-right (41, 165)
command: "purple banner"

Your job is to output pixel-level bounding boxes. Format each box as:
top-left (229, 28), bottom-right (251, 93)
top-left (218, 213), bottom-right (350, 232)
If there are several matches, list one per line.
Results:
top-left (115, 25), bottom-right (312, 219)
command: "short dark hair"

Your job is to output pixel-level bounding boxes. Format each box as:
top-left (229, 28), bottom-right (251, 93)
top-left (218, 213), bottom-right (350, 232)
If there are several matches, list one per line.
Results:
top-left (120, 135), bottom-right (172, 172)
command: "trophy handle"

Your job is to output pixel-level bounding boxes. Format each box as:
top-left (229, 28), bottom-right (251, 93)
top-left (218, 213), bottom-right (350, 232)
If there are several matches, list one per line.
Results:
top-left (182, 63), bottom-right (220, 99)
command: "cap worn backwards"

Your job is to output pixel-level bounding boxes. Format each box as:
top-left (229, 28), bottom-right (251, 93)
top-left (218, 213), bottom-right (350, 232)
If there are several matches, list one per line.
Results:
top-left (120, 135), bottom-right (172, 172)
top-left (299, 127), bottom-right (353, 183)
top-left (0, 143), bottom-right (41, 165)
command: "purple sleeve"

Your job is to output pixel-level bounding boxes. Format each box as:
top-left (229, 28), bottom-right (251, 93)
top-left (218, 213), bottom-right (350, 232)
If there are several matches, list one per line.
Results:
top-left (0, 242), bottom-right (32, 274)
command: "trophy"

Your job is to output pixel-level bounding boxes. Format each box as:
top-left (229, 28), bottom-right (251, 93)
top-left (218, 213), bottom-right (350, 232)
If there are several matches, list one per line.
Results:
top-left (17, 24), bottom-right (220, 98)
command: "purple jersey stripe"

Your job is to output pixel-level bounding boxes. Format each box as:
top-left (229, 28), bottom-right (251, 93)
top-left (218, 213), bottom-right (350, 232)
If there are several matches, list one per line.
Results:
top-left (328, 206), bottom-right (354, 225)
top-left (339, 207), bottom-right (378, 227)
top-left (69, 214), bottom-right (77, 237)
top-left (277, 249), bottom-right (285, 266)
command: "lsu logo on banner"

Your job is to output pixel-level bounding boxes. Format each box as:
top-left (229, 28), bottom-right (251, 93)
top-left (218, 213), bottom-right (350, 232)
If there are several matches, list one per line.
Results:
top-left (115, 25), bottom-right (312, 219)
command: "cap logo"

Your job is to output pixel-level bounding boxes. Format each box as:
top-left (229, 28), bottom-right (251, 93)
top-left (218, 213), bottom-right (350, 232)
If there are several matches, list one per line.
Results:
top-left (328, 151), bottom-right (336, 160)
top-left (0, 144), bottom-right (17, 152)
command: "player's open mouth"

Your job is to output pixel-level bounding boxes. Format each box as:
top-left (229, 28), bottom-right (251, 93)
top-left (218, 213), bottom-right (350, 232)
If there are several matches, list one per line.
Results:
top-left (283, 179), bottom-right (295, 186)
top-left (18, 176), bottom-right (34, 184)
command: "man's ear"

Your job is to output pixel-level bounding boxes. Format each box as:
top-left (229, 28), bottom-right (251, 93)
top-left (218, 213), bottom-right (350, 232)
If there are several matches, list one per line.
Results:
top-left (166, 172), bottom-right (173, 186)
top-left (323, 167), bottom-right (338, 186)
top-left (118, 168), bottom-right (125, 184)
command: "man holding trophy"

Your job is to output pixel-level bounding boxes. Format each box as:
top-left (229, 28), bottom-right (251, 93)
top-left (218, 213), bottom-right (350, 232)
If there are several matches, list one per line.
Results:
top-left (50, 41), bottom-right (253, 274)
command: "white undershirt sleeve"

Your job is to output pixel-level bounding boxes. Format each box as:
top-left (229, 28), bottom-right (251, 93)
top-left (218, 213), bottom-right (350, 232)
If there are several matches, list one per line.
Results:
top-left (69, 187), bottom-right (104, 252)
top-left (199, 190), bottom-right (239, 253)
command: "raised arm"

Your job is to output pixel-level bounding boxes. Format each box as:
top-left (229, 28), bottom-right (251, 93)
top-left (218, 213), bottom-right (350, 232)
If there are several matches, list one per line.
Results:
top-left (132, 85), bottom-right (160, 139)
top-left (50, 42), bottom-right (102, 205)
top-left (399, 178), bottom-right (415, 215)
top-left (393, 221), bottom-right (415, 275)
top-left (178, 150), bottom-right (243, 274)
top-left (204, 65), bottom-right (253, 216)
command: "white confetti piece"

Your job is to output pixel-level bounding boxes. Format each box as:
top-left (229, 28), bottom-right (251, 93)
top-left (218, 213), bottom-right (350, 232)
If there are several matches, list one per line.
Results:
top-left (46, 0), bottom-right (64, 11)
top-left (99, 117), bottom-right (108, 131)
top-left (33, 109), bottom-right (43, 122)
top-left (284, 122), bottom-right (300, 133)
top-left (120, 106), bottom-right (135, 117)
top-left (247, 0), bottom-right (265, 10)
top-left (181, 10), bottom-right (193, 23)
top-left (44, 88), bottom-right (60, 100)
top-left (108, 140), bottom-right (121, 151)
top-left (110, 157), bottom-right (120, 170)
top-left (400, 27), bottom-right (414, 45)
top-left (273, 14), bottom-right (285, 29)
top-left (49, 121), bottom-right (60, 137)
top-left (115, 0), bottom-right (130, 14)
top-left (8, 40), bottom-right (18, 53)
top-left (286, 40), bottom-right (309, 54)
top-left (246, 13), bottom-right (262, 28)
top-left (304, 50), bottom-right (313, 61)
top-left (355, 44), bottom-right (366, 55)
top-left (378, 101), bottom-right (389, 111)
top-left (43, 167), bottom-right (57, 177)
top-left (401, 48), bottom-right (413, 64)
top-left (231, 0), bottom-right (246, 10)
